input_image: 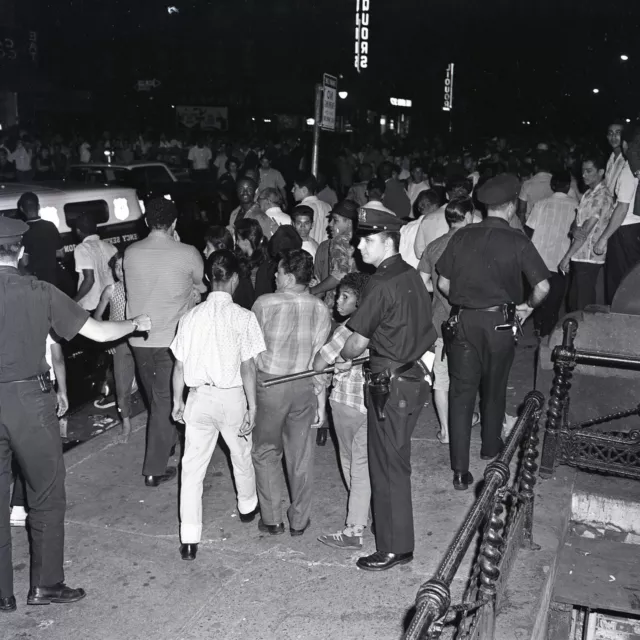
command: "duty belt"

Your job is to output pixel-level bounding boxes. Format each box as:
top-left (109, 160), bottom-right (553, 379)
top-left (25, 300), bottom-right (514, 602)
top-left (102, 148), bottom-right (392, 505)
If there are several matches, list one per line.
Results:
top-left (1, 373), bottom-right (52, 393)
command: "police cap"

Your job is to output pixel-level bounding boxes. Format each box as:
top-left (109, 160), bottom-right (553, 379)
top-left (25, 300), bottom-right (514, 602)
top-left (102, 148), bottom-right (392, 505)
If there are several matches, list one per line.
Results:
top-left (356, 202), bottom-right (405, 236)
top-left (0, 215), bottom-right (28, 245)
top-left (476, 173), bottom-right (521, 207)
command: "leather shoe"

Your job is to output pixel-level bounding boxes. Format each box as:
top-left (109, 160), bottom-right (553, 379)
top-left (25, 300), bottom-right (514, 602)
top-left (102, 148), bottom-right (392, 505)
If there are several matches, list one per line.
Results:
top-left (0, 596), bottom-right (16, 612)
top-left (356, 551), bottom-right (413, 571)
top-left (258, 518), bottom-right (285, 535)
top-left (290, 519), bottom-right (311, 537)
top-left (239, 506), bottom-right (259, 523)
top-left (180, 543), bottom-right (198, 561)
top-left (453, 471), bottom-right (474, 491)
top-left (144, 466), bottom-right (177, 487)
top-left (27, 583), bottom-right (86, 605)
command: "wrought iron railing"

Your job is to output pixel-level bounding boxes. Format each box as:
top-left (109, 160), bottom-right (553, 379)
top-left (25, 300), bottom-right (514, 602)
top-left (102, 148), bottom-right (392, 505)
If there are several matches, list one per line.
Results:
top-left (404, 390), bottom-right (546, 640)
top-left (539, 318), bottom-right (640, 480)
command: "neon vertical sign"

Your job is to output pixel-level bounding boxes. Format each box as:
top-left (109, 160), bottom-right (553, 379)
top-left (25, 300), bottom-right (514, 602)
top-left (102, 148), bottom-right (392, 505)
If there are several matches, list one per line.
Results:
top-left (354, 0), bottom-right (370, 72)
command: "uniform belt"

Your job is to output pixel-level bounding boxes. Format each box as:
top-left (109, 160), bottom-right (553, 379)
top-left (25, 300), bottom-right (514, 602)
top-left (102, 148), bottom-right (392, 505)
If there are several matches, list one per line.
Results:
top-left (451, 304), bottom-right (505, 313)
top-left (366, 359), bottom-right (417, 378)
top-left (1, 374), bottom-right (41, 383)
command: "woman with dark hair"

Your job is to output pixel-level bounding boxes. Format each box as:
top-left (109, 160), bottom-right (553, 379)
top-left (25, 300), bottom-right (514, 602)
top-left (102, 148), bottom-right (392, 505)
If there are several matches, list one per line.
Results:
top-left (171, 249), bottom-right (266, 562)
top-left (234, 219), bottom-right (268, 289)
top-left (254, 224), bottom-right (303, 298)
top-left (204, 225), bottom-right (234, 258)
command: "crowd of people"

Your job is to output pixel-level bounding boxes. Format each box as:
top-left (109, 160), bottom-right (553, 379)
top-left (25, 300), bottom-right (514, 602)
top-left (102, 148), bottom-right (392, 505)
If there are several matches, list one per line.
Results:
top-left (2, 117), bottom-right (640, 611)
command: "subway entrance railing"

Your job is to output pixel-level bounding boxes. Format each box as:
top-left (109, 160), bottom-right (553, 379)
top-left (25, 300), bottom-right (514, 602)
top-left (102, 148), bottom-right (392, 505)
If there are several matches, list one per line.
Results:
top-left (404, 390), bottom-right (545, 640)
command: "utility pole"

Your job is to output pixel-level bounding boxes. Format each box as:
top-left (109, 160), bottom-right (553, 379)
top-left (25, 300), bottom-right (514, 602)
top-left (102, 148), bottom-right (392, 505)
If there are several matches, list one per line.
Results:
top-left (311, 83), bottom-right (323, 178)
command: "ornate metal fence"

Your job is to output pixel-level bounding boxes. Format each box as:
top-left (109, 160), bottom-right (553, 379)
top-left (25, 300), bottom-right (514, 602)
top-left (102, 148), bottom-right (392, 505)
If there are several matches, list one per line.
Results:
top-left (404, 390), bottom-right (546, 640)
top-left (539, 317), bottom-right (640, 480)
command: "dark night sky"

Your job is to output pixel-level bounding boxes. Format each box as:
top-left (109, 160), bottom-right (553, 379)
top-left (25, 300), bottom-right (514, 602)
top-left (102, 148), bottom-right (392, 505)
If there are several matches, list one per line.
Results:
top-left (25, 0), bottom-right (640, 133)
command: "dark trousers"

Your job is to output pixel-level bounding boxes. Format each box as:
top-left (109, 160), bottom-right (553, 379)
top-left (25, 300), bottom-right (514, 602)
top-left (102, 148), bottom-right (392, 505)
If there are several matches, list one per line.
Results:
top-left (448, 310), bottom-right (515, 473)
top-left (252, 374), bottom-right (315, 530)
top-left (605, 224), bottom-right (640, 304)
top-left (131, 346), bottom-right (176, 476)
top-left (368, 367), bottom-right (429, 555)
top-left (0, 381), bottom-right (66, 597)
top-left (113, 342), bottom-right (135, 419)
top-left (533, 271), bottom-right (567, 337)
top-left (568, 262), bottom-right (601, 312)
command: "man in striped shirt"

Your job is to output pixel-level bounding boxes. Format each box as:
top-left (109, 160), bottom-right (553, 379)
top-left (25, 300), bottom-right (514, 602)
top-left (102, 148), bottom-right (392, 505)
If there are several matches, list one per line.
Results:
top-left (124, 198), bottom-right (206, 487)
top-left (251, 249), bottom-right (331, 537)
top-left (525, 170), bottom-right (578, 336)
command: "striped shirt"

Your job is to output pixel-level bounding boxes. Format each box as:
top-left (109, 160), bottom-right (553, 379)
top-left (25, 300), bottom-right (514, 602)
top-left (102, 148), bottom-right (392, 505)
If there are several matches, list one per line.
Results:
top-left (527, 193), bottom-right (577, 273)
top-left (319, 323), bottom-right (367, 414)
top-left (124, 233), bottom-right (205, 348)
top-left (252, 289), bottom-right (331, 377)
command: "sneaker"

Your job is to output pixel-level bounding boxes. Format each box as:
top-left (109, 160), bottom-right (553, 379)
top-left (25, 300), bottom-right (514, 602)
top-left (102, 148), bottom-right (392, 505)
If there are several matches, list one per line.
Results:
top-left (317, 530), bottom-right (363, 550)
top-left (10, 506), bottom-right (27, 527)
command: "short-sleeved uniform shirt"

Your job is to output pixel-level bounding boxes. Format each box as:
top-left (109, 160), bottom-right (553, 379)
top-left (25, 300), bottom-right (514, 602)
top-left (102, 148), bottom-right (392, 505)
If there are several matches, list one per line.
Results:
top-left (22, 219), bottom-right (63, 286)
top-left (348, 254), bottom-right (437, 372)
top-left (0, 267), bottom-right (89, 382)
top-left (436, 217), bottom-right (550, 308)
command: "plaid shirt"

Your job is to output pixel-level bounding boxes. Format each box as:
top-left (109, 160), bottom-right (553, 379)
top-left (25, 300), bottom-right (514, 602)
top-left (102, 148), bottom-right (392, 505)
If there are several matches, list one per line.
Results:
top-left (319, 324), bottom-right (367, 414)
top-left (572, 182), bottom-right (615, 264)
top-left (252, 290), bottom-right (331, 382)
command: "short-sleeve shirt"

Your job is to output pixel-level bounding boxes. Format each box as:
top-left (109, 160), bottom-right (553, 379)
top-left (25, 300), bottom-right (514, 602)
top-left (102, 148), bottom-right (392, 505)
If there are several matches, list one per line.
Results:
top-left (171, 292), bottom-right (266, 388)
top-left (258, 168), bottom-right (286, 192)
top-left (437, 217), bottom-right (550, 308)
top-left (519, 172), bottom-right (554, 220)
top-left (572, 182), bottom-right (615, 264)
top-left (319, 323), bottom-right (367, 414)
top-left (0, 267), bottom-right (88, 382)
top-left (607, 158), bottom-right (639, 226)
top-left (419, 228), bottom-right (457, 338)
top-left (74, 234), bottom-right (118, 310)
top-left (125, 234), bottom-right (204, 348)
top-left (348, 254), bottom-right (437, 371)
top-left (325, 234), bottom-right (357, 310)
top-left (22, 219), bottom-right (63, 286)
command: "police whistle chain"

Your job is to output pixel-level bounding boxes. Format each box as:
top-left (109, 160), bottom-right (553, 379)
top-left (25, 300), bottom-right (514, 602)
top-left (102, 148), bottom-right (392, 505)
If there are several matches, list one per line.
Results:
top-left (259, 357), bottom-right (369, 388)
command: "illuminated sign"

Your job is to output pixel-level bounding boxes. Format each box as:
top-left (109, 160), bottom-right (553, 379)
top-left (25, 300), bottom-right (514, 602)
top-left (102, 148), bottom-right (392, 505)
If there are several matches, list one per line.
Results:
top-left (443, 62), bottom-right (454, 111)
top-left (390, 97), bottom-right (412, 108)
top-left (354, 0), bottom-right (370, 72)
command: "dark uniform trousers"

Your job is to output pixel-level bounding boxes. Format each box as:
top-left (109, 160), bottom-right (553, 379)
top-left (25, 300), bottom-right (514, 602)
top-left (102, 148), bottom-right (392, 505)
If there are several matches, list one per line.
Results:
top-left (0, 381), bottom-right (65, 598)
top-left (368, 365), bottom-right (429, 555)
top-left (448, 310), bottom-right (515, 473)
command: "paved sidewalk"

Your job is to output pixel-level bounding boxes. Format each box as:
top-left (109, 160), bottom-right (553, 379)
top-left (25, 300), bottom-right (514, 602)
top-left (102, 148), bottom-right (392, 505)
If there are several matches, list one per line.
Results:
top-left (5, 340), bottom-right (559, 640)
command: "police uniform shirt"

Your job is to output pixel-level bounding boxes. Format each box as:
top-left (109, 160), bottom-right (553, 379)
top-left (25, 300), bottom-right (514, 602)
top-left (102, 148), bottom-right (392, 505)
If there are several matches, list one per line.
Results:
top-left (347, 254), bottom-right (437, 367)
top-left (0, 267), bottom-right (89, 382)
top-left (436, 217), bottom-right (550, 308)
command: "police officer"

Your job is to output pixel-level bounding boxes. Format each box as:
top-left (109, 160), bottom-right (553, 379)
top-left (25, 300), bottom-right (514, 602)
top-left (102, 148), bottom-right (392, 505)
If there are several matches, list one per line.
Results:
top-left (436, 174), bottom-right (550, 491)
top-left (0, 217), bottom-right (151, 612)
top-left (338, 204), bottom-right (437, 571)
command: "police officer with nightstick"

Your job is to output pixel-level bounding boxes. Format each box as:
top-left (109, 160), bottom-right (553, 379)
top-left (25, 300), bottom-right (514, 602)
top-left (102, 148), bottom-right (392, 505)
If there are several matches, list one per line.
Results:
top-left (436, 174), bottom-right (550, 492)
top-left (337, 204), bottom-right (437, 572)
top-left (0, 216), bottom-right (151, 612)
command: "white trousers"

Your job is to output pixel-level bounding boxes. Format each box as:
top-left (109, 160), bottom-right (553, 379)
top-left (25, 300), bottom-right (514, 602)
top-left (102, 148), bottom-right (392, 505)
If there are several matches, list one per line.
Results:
top-left (180, 385), bottom-right (258, 544)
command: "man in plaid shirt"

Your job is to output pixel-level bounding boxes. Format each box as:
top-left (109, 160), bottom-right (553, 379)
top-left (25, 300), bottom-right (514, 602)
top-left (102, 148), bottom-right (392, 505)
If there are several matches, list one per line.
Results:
top-left (251, 249), bottom-right (331, 537)
top-left (313, 272), bottom-right (371, 550)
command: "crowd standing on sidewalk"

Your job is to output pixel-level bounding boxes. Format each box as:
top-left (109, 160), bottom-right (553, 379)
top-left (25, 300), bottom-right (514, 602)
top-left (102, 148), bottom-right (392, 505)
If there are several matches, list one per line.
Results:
top-left (3, 119), bottom-right (640, 609)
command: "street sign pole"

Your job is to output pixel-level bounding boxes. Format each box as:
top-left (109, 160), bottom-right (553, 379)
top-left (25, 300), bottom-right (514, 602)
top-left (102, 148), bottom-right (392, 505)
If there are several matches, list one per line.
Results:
top-left (311, 83), bottom-right (323, 178)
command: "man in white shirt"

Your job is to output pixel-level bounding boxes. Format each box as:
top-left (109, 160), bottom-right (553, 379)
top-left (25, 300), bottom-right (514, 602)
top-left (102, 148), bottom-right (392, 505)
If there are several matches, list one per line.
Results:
top-left (399, 189), bottom-right (441, 269)
top-left (213, 144), bottom-right (228, 177)
top-left (188, 140), bottom-right (212, 181)
top-left (258, 188), bottom-right (292, 228)
top-left (595, 120), bottom-right (640, 303)
top-left (10, 140), bottom-right (33, 182)
top-left (525, 171), bottom-right (577, 336)
top-left (73, 214), bottom-right (117, 311)
top-left (79, 141), bottom-right (92, 164)
top-left (517, 152), bottom-right (555, 222)
top-left (292, 171), bottom-right (331, 245)
top-left (463, 152), bottom-right (480, 192)
top-left (316, 172), bottom-right (338, 208)
top-left (171, 250), bottom-right (266, 561)
top-left (406, 161), bottom-right (431, 210)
